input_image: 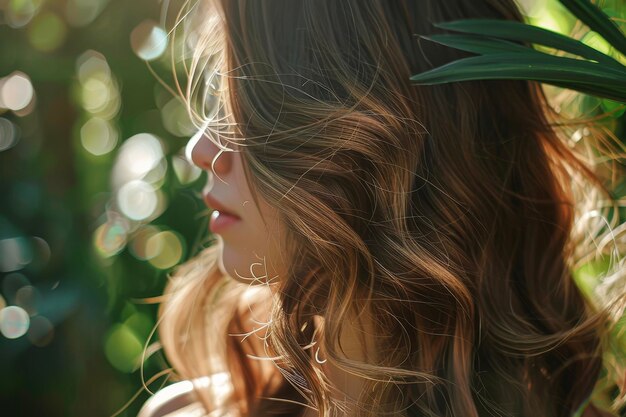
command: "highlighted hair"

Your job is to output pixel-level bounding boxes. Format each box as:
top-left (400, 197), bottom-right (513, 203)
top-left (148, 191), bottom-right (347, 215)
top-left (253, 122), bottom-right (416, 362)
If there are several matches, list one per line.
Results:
top-left (156, 1), bottom-right (626, 416)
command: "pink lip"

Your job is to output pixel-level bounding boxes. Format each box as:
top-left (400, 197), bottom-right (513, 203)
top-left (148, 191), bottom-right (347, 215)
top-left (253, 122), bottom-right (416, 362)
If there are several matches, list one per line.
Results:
top-left (209, 210), bottom-right (241, 234)
top-left (203, 193), bottom-right (241, 234)
top-left (203, 193), bottom-right (240, 217)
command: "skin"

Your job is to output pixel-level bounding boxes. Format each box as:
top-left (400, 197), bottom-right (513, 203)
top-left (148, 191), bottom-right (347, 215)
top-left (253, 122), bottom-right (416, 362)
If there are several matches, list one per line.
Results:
top-left (186, 127), bottom-right (289, 287)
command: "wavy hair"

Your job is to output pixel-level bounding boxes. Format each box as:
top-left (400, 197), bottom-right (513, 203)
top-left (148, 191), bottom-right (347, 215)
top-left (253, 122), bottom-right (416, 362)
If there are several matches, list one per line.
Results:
top-left (154, 0), bottom-right (626, 416)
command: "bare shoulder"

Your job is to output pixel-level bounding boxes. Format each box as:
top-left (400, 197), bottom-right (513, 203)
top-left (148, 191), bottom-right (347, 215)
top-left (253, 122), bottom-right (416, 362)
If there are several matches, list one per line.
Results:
top-left (137, 380), bottom-right (204, 417)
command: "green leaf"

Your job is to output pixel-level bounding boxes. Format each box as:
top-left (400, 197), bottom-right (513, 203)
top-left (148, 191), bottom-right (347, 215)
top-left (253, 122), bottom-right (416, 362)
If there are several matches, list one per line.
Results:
top-left (410, 53), bottom-right (626, 102)
top-left (600, 98), bottom-right (626, 117)
top-left (433, 19), bottom-right (623, 68)
top-left (558, 0), bottom-right (626, 58)
top-left (420, 34), bottom-right (531, 55)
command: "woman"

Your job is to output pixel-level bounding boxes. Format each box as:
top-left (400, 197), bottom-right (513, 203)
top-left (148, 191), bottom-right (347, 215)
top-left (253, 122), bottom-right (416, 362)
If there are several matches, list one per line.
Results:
top-left (139, 0), bottom-right (625, 416)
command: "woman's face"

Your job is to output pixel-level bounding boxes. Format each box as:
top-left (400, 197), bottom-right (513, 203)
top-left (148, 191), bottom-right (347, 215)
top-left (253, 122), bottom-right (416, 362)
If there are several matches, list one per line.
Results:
top-left (186, 127), bottom-right (288, 286)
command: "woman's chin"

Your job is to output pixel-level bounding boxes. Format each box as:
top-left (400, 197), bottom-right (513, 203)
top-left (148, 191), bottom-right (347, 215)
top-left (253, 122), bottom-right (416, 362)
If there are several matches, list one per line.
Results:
top-left (216, 238), bottom-right (237, 281)
top-left (218, 240), bottom-right (255, 284)
top-left (217, 240), bottom-right (279, 286)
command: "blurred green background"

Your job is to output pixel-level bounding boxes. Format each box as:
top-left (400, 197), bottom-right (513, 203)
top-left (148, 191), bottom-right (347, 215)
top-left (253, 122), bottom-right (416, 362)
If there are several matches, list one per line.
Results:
top-left (0, 0), bottom-right (624, 416)
top-left (0, 0), bottom-right (208, 415)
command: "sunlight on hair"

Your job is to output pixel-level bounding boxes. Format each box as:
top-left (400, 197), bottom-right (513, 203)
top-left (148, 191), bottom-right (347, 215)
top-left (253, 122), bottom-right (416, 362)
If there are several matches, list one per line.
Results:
top-left (205, 372), bottom-right (234, 407)
top-left (233, 256), bottom-right (279, 286)
top-left (570, 128), bottom-right (584, 144)
top-left (146, 0), bottom-right (626, 415)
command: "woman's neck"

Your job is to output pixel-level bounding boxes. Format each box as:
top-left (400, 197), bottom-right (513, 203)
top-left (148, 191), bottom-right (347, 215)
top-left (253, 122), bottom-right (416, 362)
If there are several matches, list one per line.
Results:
top-left (307, 311), bottom-right (375, 416)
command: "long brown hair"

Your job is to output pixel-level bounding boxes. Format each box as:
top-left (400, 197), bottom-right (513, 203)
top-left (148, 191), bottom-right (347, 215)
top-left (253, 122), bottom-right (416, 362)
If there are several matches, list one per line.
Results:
top-left (156, 1), bottom-right (626, 416)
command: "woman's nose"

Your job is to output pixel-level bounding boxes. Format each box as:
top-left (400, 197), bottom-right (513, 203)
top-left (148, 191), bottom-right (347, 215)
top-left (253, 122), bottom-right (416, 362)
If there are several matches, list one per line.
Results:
top-left (186, 128), bottom-right (232, 176)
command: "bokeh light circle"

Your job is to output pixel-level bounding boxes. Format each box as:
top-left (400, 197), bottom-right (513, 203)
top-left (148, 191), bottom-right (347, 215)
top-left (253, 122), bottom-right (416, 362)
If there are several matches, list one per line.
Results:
top-left (0, 72), bottom-right (34, 112)
top-left (161, 98), bottom-right (195, 137)
top-left (27, 315), bottom-right (54, 347)
top-left (129, 225), bottom-right (160, 260)
top-left (15, 285), bottom-right (40, 316)
top-left (142, 158), bottom-right (168, 186)
top-left (6, 0), bottom-right (43, 28)
top-left (0, 118), bottom-right (19, 151)
top-left (76, 50), bottom-right (110, 85)
top-left (172, 153), bottom-right (201, 185)
top-left (112, 133), bottom-right (164, 187)
top-left (30, 236), bottom-right (51, 271)
top-left (80, 117), bottom-right (118, 156)
top-left (119, 134), bottom-right (162, 175)
top-left (28, 12), bottom-right (67, 52)
top-left (81, 76), bottom-right (111, 113)
top-left (66, 0), bottom-right (106, 27)
top-left (0, 237), bottom-right (34, 272)
top-left (2, 273), bottom-right (30, 303)
top-left (94, 220), bottom-right (128, 258)
top-left (124, 312), bottom-right (153, 341)
top-left (117, 180), bottom-right (158, 221)
top-left (0, 306), bottom-right (30, 339)
top-left (104, 323), bottom-right (143, 373)
top-left (146, 231), bottom-right (184, 270)
top-left (130, 20), bottom-right (168, 61)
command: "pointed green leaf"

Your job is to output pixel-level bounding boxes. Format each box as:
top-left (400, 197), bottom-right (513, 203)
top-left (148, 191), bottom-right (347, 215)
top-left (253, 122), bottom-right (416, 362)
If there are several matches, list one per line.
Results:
top-left (558, 0), bottom-right (626, 58)
top-left (433, 19), bottom-right (623, 68)
top-left (420, 34), bottom-right (531, 55)
top-left (410, 53), bottom-right (626, 102)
